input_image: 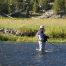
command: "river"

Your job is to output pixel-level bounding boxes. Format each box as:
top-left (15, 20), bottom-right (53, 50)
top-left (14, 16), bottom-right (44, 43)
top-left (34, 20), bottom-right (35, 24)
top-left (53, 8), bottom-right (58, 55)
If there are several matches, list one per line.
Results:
top-left (0, 41), bottom-right (66, 66)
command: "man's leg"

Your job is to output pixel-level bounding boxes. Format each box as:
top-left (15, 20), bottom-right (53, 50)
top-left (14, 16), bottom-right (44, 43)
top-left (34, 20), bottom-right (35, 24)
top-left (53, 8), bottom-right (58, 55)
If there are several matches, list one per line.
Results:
top-left (38, 41), bottom-right (42, 51)
top-left (42, 42), bottom-right (46, 52)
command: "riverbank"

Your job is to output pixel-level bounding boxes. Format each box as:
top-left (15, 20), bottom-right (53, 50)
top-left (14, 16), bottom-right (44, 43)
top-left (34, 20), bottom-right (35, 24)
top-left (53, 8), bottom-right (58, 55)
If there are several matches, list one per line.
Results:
top-left (0, 17), bottom-right (66, 42)
top-left (0, 34), bottom-right (66, 42)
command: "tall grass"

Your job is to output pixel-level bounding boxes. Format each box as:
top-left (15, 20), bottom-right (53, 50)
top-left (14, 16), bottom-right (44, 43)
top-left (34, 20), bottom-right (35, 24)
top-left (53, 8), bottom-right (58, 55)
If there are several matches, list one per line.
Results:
top-left (0, 34), bottom-right (17, 41)
top-left (0, 33), bottom-right (37, 42)
top-left (45, 26), bottom-right (66, 38)
top-left (0, 18), bottom-right (66, 42)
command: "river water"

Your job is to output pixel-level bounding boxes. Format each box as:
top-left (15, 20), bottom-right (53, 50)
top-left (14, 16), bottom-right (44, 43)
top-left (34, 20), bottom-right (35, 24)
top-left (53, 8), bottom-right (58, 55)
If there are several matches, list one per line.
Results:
top-left (0, 41), bottom-right (66, 66)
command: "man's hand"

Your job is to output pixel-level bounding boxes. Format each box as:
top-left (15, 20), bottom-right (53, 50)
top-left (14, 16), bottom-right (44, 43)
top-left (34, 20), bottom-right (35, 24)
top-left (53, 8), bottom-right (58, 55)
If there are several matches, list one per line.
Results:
top-left (43, 35), bottom-right (49, 42)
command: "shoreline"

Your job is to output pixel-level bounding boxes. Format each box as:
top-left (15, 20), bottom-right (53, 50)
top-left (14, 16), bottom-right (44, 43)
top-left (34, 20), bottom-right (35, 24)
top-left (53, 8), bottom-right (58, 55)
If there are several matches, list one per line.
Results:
top-left (0, 18), bottom-right (66, 42)
top-left (0, 34), bottom-right (66, 42)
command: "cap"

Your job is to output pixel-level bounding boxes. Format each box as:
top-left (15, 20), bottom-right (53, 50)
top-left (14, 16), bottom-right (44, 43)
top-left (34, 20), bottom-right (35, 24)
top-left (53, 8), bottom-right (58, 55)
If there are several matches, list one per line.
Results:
top-left (40, 25), bottom-right (44, 29)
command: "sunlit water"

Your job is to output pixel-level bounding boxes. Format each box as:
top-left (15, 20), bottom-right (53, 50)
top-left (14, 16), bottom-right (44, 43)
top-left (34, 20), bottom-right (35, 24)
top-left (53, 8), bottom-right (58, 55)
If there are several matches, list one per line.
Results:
top-left (0, 41), bottom-right (66, 66)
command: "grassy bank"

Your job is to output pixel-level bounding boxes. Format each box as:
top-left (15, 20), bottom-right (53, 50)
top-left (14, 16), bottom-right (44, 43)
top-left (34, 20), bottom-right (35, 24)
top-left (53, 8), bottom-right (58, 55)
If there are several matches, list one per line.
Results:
top-left (0, 34), bottom-right (66, 42)
top-left (0, 17), bottom-right (66, 42)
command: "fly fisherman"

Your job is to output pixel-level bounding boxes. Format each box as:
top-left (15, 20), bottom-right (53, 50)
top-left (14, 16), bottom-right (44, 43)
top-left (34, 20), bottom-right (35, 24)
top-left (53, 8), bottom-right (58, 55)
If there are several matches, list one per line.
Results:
top-left (36, 25), bottom-right (49, 52)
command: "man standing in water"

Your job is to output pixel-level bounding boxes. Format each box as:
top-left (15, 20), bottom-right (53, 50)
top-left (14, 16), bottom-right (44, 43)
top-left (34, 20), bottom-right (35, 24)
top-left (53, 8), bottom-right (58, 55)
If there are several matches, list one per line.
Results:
top-left (36, 25), bottom-right (49, 52)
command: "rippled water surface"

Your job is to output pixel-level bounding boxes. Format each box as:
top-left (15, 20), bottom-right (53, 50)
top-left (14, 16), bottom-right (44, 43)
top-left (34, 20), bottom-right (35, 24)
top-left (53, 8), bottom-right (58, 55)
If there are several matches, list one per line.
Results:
top-left (0, 42), bottom-right (66, 66)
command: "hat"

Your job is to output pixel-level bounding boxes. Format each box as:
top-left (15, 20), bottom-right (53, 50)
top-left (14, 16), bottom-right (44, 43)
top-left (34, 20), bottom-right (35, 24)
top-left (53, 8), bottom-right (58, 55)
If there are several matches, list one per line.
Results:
top-left (40, 25), bottom-right (44, 28)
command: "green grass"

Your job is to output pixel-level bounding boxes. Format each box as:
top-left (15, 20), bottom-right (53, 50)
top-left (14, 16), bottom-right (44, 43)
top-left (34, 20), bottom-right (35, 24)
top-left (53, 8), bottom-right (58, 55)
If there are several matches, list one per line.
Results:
top-left (0, 18), bottom-right (66, 42)
top-left (0, 34), bottom-right (17, 41)
top-left (0, 34), bottom-right (37, 42)
top-left (0, 34), bottom-right (66, 42)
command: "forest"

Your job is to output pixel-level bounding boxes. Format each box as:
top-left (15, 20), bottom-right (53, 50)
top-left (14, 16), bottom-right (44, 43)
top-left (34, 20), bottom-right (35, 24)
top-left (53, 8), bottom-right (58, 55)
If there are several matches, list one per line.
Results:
top-left (0, 0), bottom-right (66, 18)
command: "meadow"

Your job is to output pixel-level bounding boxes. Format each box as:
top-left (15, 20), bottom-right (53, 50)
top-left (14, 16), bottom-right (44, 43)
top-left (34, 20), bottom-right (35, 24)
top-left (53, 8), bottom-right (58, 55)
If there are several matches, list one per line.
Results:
top-left (0, 17), bottom-right (66, 42)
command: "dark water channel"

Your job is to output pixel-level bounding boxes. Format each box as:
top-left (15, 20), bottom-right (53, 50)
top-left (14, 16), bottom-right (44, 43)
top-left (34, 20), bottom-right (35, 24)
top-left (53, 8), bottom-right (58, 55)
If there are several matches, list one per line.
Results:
top-left (0, 41), bottom-right (66, 66)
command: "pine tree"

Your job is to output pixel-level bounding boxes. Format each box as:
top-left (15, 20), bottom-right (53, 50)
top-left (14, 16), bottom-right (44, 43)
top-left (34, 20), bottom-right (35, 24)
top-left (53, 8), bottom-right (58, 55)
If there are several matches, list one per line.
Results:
top-left (0, 0), bottom-right (9, 14)
top-left (8, 0), bottom-right (19, 13)
top-left (32, 0), bottom-right (39, 13)
top-left (53, 0), bottom-right (65, 14)
top-left (64, 0), bottom-right (66, 14)
top-left (49, 0), bottom-right (55, 2)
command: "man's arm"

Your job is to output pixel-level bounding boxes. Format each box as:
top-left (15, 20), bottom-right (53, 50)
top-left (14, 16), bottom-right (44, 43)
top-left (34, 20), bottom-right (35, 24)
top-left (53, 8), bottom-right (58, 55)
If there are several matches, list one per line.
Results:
top-left (43, 35), bottom-right (49, 42)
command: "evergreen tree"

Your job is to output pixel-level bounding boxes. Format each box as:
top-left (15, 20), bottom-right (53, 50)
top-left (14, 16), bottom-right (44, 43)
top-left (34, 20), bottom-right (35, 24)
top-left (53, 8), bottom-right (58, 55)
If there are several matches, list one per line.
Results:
top-left (53, 0), bottom-right (65, 14)
top-left (38, 0), bottom-right (49, 11)
top-left (64, 0), bottom-right (66, 14)
top-left (0, 0), bottom-right (9, 14)
top-left (32, 0), bottom-right (39, 13)
top-left (7, 0), bottom-right (19, 13)
top-left (49, 0), bottom-right (55, 2)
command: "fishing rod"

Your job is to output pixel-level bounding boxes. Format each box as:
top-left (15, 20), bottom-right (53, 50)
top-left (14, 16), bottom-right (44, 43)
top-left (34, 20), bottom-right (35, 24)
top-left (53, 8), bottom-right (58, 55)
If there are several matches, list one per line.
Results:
top-left (46, 42), bottom-right (62, 50)
top-left (50, 42), bottom-right (62, 50)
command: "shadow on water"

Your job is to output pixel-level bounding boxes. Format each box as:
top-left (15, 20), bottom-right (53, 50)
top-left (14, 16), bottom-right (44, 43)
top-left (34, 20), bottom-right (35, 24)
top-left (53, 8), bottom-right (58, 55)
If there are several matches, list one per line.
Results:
top-left (0, 41), bottom-right (66, 66)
